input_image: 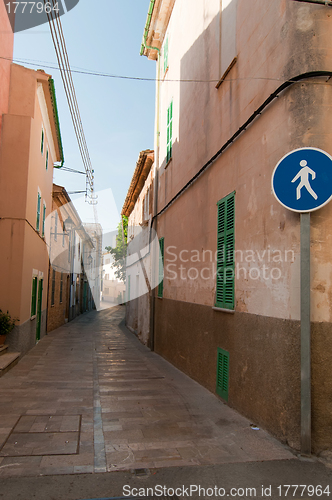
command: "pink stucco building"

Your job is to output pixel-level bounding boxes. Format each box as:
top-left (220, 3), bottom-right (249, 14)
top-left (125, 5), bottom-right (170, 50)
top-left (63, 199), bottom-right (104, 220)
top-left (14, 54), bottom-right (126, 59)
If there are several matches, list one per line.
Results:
top-left (138, 0), bottom-right (332, 453)
top-left (0, 64), bottom-right (64, 354)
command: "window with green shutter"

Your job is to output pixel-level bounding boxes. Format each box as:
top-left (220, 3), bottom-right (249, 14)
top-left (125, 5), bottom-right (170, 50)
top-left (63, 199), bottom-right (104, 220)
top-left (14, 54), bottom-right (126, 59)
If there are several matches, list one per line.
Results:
top-left (158, 237), bottom-right (164, 298)
top-left (166, 101), bottom-right (173, 163)
top-left (42, 203), bottom-right (46, 238)
top-left (46, 149), bottom-right (49, 170)
top-left (60, 272), bottom-right (63, 303)
top-left (36, 193), bottom-right (41, 231)
top-left (51, 268), bottom-right (56, 306)
top-left (164, 36), bottom-right (169, 74)
top-left (41, 128), bottom-right (44, 154)
top-left (216, 192), bottom-right (235, 309)
top-left (31, 276), bottom-right (38, 316)
top-left (216, 348), bottom-right (229, 401)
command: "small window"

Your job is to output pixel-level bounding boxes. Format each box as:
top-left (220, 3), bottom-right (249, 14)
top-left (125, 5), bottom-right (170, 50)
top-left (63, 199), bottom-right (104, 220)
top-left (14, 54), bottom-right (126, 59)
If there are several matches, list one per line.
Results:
top-left (42, 203), bottom-right (46, 238)
top-left (46, 149), bottom-right (49, 170)
top-left (31, 276), bottom-right (38, 316)
top-left (51, 268), bottom-right (56, 306)
top-left (105, 274), bottom-right (109, 280)
top-left (41, 128), bottom-right (44, 154)
top-left (216, 192), bottom-right (235, 310)
top-left (36, 192), bottom-right (41, 231)
top-left (104, 287), bottom-right (109, 295)
top-left (105, 258), bottom-right (110, 265)
top-left (220, 0), bottom-right (238, 80)
top-left (62, 223), bottom-right (65, 247)
top-left (158, 237), bottom-right (164, 298)
top-left (164, 36), bottom-right (169, 74)
top-left (216, 348), bottom-right (229, 401)
top-left (167, 101), bottom-right (173, 163)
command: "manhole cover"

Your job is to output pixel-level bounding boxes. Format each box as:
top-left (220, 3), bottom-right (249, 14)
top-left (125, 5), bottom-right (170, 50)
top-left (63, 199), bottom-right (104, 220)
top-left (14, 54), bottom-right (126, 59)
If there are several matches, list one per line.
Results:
top-left (0, 415), bottom-right (81, 457)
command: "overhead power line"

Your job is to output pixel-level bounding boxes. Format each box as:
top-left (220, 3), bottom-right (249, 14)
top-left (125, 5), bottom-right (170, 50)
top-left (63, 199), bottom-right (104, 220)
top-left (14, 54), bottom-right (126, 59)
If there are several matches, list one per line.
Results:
top-left (54, 165), bottom-right (86, 174)
top-left (43, 0), bottom-right (96, 208)
top-left (3, 54), bottom-right (332, 86)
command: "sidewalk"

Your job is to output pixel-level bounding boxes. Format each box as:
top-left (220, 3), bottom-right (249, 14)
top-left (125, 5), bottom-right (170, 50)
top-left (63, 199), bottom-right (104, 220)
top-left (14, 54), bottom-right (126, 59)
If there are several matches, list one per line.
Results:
top-left (0, 306), bottom-right (293, 478)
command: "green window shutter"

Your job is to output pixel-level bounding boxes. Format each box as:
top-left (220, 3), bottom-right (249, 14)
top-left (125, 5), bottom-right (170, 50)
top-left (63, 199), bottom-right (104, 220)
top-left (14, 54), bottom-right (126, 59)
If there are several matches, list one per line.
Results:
top-left (42, 204), bottom-right (46, 238)
top-left (166, 101), bottom-right (173, 163)
top-left (216, 192), bottom-right (235, 309)
top-left (60, 272), bottom-right (63, 303)
top-left (216, 348), bottom-right (229, 401)
top-left (158, 237), bottom-right (164, 298)
top-left (51, 269), bottom-right (56, 306)
top-left (164, 36), bottom-right (168, 74)
top-left (36, 193), bottom-right (41, 231)
top-left (31, 276), bottom-right (38, 316)
top-left (46, 150), bottom-right (49, 170)
top-left (41, 129), bottom-right (44, 154)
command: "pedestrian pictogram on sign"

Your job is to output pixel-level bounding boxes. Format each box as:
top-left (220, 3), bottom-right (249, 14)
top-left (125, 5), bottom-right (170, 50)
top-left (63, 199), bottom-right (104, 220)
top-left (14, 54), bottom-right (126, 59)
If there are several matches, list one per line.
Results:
top-left (291, 160), bottom-right (317, 201)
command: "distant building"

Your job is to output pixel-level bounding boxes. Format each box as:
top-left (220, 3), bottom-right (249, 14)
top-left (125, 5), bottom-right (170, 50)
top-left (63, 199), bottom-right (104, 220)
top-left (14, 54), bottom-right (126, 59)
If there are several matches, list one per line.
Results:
top-left (83, 223), bottom-right (103, 312)
top-left (0, 65), bottom-right (64, 354)
top-left (101, 251), bottom-right (125, 305)
top-left (47, 184), bottom-right (95, 332)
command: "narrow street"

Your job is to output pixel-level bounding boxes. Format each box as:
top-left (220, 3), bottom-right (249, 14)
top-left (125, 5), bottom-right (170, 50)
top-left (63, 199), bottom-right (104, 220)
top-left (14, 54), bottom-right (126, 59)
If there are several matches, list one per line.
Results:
top-left (0, 306), bottom-right (332, 499)
top-left (0, 305), bottom-right (295, 478)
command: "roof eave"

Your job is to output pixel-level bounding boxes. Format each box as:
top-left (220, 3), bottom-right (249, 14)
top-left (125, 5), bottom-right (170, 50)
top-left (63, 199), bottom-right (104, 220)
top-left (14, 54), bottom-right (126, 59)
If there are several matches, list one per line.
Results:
top-left (122, 150), bottom-right (154, 217)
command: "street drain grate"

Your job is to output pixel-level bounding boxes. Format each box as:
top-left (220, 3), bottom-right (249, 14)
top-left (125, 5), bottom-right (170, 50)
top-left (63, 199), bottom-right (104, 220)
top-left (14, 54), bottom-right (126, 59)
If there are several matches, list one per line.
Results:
top-left (0, 414), bottom-right (82, 457)
top-left (132, 467), bottom-right (150, 477)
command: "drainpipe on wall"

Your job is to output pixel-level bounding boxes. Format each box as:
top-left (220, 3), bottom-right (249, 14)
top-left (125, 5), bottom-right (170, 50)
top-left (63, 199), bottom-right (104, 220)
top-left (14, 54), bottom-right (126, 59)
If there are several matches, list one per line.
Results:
top-left (149, 51), bottom-right (161, 352)
top-left (140, 0), bottom-right (161, 352)
top-left (140, 0), bottom-right (161, 57)
top-left (292, 0), bottom-right (332, 5)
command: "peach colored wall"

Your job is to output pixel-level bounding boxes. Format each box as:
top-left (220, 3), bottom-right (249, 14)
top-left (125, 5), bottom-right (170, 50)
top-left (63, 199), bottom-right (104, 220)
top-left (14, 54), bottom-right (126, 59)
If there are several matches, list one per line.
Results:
top-left (155, 0), bottom-right (332, 323)
top-left (0, 64), bottom-right (59, 333)
top-left (0, 1), bottom-right (14, 141)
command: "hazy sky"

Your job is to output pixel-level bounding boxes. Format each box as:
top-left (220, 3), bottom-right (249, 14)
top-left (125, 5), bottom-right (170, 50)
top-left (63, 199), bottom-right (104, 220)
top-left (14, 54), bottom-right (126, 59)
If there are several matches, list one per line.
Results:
top-left (13, 0), bottom-right (156, 234)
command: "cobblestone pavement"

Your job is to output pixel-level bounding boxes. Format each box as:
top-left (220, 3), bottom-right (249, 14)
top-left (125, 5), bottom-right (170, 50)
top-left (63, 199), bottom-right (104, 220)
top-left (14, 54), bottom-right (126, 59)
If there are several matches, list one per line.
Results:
top-left (0, 306), bottom-right (294, 477)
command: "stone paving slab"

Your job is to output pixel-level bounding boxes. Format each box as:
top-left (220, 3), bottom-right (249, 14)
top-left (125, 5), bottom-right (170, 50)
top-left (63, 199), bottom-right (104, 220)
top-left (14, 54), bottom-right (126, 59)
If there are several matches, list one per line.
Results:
top-left (0, 305), bottom-right (294, 477)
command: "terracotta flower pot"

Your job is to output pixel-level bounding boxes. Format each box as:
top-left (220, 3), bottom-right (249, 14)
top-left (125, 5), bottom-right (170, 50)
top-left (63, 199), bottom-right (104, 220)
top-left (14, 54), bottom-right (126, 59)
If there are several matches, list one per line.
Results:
top-left (0, 334), bottom-right (6, 346)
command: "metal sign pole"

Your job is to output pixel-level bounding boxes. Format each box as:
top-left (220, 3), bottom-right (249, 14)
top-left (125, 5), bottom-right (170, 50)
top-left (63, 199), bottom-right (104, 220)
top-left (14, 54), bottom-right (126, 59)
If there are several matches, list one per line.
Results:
top-left (272, 147), bottom-right (332, 456)
top-left (300, 212), bottom-right (311, 455)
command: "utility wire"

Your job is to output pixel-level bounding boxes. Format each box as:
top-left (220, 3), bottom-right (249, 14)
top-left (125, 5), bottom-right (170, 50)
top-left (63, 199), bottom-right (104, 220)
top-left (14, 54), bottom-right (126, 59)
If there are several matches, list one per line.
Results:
top-left (54, 165), bottom-right (86, 174)
top-left (43, 0), bottom-right (95, 207)
top-left (4, 54), bottom-right (332, 85)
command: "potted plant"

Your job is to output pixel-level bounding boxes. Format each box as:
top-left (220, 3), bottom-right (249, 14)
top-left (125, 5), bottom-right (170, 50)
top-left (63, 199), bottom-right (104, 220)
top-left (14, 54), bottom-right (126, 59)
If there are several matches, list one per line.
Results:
top-left (0, 310), bottom-right (17, 346)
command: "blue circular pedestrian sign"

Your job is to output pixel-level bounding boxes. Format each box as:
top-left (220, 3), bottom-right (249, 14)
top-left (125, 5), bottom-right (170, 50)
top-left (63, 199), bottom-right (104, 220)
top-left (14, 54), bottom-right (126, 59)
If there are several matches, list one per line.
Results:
top-left (272, 147), bottom-right (332, 213)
